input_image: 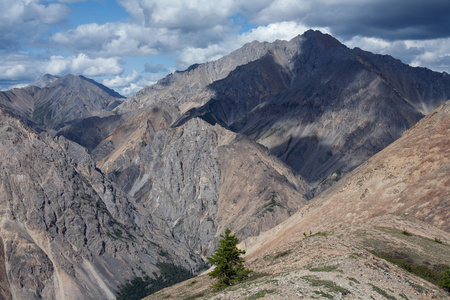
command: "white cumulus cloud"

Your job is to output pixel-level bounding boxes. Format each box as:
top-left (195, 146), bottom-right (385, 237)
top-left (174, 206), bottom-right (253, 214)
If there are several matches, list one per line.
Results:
top-left (0, 0), bottom-right (69, 50)
top-left (0, 53), bottom-right (123, 82)
top-left (103, 70), bottom-right (141, 88)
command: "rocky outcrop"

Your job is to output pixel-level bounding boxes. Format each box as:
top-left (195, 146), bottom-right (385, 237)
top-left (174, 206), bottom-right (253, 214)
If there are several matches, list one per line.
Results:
top-left (103, 117), bottom-right (309, 258)
top-left (0, 108), bottom-right (162, 299)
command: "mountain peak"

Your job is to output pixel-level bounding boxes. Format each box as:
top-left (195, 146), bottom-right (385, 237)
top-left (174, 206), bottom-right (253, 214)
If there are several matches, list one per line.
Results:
top-left (300, 29), bottom-right (347, 53)
top-left (30, 74), bottom-right (60, 88)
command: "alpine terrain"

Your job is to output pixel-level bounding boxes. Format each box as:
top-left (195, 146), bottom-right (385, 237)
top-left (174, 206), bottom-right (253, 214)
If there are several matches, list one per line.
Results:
top-left (0, 30), bottom-right (448, 299)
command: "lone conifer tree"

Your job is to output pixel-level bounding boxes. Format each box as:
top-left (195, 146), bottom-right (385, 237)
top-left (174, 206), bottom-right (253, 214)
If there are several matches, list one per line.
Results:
top-left (207, 228), bottom-right (252, 290)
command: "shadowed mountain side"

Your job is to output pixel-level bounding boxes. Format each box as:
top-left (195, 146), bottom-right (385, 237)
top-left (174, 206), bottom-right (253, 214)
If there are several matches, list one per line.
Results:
top-left (186, 31), bottom-right (449, 188)
top-left (52, 31), bottom-right (449, 198)
top-left (55, 114), bottom-right (124, 152)
top-left (171, 53), bottom-right (293, 128)
top-left (245, 100), bottom-right (450, 259)
top-left (119, 36), bottom-right (303, 114)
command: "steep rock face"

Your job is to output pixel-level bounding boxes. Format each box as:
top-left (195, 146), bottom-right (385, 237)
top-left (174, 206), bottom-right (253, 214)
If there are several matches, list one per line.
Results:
top-left (0, 108), bottom-right (165, 299)
top-left (0, 86), bottom-right (38, 119)
top-left (62, 30), bottom-right (449, 193)
top-left (0, 237), bottom-right (12, 300)
top-left (103, 117), bottom-right (309, 257)
top-left (96, 106), bottom-right (173, 168)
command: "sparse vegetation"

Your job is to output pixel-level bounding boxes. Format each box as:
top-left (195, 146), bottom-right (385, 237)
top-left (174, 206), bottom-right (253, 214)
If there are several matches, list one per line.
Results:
top-left (301, 276), bottom-right (350, 295)
top-left (399, 293), bottom-right (409, 299)
top-left (188, 279), bottom-right (197, 286)
top-left (260, 191), bottom-right (285, 215)
top-left (439, 269), bottom-right (450, 292)
top-left (369, 250), bottom-right (450, 291)
top-left (313, 290), bottom-right (333, 298)
top-left (246, 289), bottom-right (276, 299)
top-left (347, 277), bottom-right (360, 284)
top-left (435, 237), bottom-right (443, 244)
top-left (310, 264), bottom-right (339, 272)
top-left (273, 250), bottom-right (291, 260)
top-left (310, 231), bottom-right (327, 237)
top-left (183, 291), bottom-right (207, 300)
top-left (369, 283), bottom-right (397, 300)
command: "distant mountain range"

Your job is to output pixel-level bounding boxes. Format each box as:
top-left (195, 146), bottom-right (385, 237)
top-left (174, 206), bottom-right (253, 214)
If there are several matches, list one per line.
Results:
top-left (0, 30), bottom-right (448, 299)
top-left (0, 74), bottom-right (124, 129)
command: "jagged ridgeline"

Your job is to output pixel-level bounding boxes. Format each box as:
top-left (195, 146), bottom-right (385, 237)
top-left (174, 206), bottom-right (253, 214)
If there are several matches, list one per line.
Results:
top-left (0, 30), bottom-right (449, 299)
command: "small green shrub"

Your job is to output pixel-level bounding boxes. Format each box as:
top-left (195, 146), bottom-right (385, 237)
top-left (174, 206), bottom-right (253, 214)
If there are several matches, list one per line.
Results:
top-left (369, 283), bottom-right (397, 300)
top-left (246, 289), bottom-right (275, 299)
top-left (313, 290), bottom-right (333, 298)
top-left (347, 277), bottom-right (360, 284)
top-left (401, 229), bottom-right (412, 236)
top-left (310, 264), bottom-right (339, 272)
top-left (273, 250), bottom-right (291, 260)
top-left (439, 269), bottom-right (450, 292)
top-left (188, 280), bottom-right (198, 286)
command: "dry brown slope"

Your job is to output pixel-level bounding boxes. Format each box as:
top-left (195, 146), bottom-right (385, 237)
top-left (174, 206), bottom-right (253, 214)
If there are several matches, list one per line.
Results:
top-left (246, 100), bottom-right (450, 258)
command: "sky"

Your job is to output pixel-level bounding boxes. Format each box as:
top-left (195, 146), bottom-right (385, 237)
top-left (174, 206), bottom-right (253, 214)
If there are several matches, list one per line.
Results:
top-left (1, 0), bottom-right (449, 97)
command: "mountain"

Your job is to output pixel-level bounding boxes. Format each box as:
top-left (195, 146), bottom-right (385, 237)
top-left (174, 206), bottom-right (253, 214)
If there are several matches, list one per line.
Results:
top-left (121, 30), bottom-right (449, 190)
top-left (145, 98), bottom-right (450, 300)
top-left (0, 74), bottom-right (124, 129)
top-left (0, 29), bottom-right (449, 299)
